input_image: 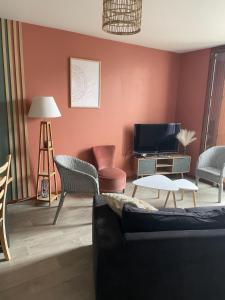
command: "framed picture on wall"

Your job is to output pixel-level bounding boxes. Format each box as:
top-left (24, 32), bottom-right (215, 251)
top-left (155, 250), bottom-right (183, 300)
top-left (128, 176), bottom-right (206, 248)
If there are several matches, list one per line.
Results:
top-left (70, 57), bottom-right (101, 108)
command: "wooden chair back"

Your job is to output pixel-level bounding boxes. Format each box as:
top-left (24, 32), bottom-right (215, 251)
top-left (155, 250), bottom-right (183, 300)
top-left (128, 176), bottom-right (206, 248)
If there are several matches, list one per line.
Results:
top-left (0, 155), bottom-right (11, 220)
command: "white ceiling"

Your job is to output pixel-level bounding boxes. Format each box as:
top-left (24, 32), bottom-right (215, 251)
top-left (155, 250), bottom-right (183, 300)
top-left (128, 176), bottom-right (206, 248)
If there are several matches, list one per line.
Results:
top-left (1, 0), bottom-right (225, 53)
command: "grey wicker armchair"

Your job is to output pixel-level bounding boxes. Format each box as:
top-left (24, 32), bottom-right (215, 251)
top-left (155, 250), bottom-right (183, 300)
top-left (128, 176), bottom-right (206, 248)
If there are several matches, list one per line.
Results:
top-left (196, 146), bottom-right (225, 203)
top-left (53, 155), bottom-right (99, 224)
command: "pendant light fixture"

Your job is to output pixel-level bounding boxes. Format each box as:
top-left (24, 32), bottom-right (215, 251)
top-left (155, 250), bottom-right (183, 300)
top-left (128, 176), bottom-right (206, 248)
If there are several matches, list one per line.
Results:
top-left (102, 0), bottom-right (142, 35)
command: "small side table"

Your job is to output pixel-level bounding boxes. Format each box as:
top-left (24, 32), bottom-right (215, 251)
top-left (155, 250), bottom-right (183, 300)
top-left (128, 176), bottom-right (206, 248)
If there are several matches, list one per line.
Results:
top-left (173, 179), bottom-right (198, 207)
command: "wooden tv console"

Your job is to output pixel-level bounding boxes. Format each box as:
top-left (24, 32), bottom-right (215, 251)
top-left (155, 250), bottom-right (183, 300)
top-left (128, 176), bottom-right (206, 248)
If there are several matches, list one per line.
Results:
top-left (135, 154), bottom-right (191, 177)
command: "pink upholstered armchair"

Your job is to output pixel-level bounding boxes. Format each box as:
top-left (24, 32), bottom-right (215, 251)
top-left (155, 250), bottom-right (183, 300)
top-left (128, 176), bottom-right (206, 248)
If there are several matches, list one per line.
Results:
top-left (92, 145), bottom-right (126, 193)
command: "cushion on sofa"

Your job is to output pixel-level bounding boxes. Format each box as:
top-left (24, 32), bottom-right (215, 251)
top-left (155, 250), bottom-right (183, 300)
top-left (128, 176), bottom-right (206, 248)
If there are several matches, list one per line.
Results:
top-left (101, 193), bottom-right (158, 217)
top-left (122, 204), bottom-right (225, 232)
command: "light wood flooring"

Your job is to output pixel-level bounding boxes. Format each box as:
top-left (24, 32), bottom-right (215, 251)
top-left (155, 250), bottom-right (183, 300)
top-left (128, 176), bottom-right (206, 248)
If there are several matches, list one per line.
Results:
top-left (0, 180), bottom-right (224, 300)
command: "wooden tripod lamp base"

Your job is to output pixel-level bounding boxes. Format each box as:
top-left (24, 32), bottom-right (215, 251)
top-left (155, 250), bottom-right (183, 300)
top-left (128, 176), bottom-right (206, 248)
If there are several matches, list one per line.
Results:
top-left (28, 96), bottom-right (61, 206)
top-left (36, 121), bottom-right (58, 205)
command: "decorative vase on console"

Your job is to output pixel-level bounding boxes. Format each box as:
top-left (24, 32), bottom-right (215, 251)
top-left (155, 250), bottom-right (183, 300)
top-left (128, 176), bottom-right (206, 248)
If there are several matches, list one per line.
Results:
top-left (183, 146), bottom-right (188, 155)
top-left (176, 129), bottom-right (197, 154)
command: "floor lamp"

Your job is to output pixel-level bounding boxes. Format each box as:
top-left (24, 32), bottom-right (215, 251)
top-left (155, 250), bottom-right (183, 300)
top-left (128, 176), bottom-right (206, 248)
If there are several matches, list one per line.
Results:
top-left (28, 96), bottom-right (61, 205)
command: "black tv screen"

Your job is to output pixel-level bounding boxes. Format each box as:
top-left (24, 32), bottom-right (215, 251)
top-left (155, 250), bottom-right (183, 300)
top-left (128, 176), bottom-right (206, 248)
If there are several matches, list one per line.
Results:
top-left (134, 123), bottom-right (180, 154)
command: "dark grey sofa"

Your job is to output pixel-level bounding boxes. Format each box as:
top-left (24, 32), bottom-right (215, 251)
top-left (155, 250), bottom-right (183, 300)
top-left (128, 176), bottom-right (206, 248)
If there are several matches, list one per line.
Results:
top-left (93, 195), bottom-right (225, 300)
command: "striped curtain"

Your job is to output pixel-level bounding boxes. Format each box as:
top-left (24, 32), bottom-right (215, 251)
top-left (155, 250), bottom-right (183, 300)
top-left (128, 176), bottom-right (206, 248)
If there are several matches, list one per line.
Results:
top-left (0, 19), bottom-right (30, 201)
top-left (202, 50), bottom-right (225, 151)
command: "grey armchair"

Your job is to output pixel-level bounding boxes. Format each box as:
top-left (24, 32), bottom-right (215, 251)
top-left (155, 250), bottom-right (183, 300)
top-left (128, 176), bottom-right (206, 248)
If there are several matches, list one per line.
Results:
top-left (53, 155), bottom-right (99, 224)
top-left (196, 146), bottom-right (225, 203)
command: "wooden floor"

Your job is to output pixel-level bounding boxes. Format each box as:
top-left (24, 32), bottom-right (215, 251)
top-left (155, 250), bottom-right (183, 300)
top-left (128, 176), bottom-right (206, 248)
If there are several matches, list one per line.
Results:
top-left (0, 180), bottom-right (224, 300)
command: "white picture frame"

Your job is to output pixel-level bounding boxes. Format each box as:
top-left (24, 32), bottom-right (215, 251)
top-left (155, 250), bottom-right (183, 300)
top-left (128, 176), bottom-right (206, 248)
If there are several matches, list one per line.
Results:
top-left (70, 57), bottom-right (101, 108)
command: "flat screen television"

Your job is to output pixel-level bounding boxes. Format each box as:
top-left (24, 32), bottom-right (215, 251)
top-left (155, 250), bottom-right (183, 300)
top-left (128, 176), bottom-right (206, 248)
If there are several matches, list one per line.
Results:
top-left (134, 123), bottom-right (181, 154)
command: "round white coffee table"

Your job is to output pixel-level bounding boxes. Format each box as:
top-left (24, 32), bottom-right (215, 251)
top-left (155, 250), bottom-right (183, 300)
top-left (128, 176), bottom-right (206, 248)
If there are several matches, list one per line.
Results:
top-left (132, 175), bottom-right (179, 208)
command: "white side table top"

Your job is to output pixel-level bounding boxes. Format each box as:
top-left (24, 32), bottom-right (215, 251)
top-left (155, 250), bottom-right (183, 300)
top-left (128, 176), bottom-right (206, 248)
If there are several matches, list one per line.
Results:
top-left (133, 175), bottom-right (179, 192)
top-left (173, 179), bottom-right (198, 191)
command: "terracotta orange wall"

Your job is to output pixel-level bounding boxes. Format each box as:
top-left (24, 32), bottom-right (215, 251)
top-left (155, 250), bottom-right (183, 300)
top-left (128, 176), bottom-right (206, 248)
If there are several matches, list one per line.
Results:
top-left (22, 23), bottom-right (180, 195)
top-left (176, 49), bottom-right (210, 174)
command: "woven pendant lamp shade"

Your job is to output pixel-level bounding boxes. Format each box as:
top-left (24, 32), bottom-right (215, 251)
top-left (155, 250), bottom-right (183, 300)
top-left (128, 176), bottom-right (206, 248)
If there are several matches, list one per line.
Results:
top-left (102, 0), bottom-right (142, 35)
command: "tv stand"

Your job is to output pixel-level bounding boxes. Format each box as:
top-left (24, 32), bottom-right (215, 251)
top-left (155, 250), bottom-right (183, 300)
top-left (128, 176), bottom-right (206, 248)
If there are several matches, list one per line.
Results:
top-left (135, 154), bottom-right (191, 177)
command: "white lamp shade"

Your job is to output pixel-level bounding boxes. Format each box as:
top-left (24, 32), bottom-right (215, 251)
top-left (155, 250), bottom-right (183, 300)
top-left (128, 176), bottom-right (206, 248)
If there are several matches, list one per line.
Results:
top-left (28, 96), bottom-right (61, 118)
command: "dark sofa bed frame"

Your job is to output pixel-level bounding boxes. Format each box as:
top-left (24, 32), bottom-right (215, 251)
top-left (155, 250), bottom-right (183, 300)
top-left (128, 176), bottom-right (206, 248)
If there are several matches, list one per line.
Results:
top-left (93, 195), bottom-right (225, 300)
